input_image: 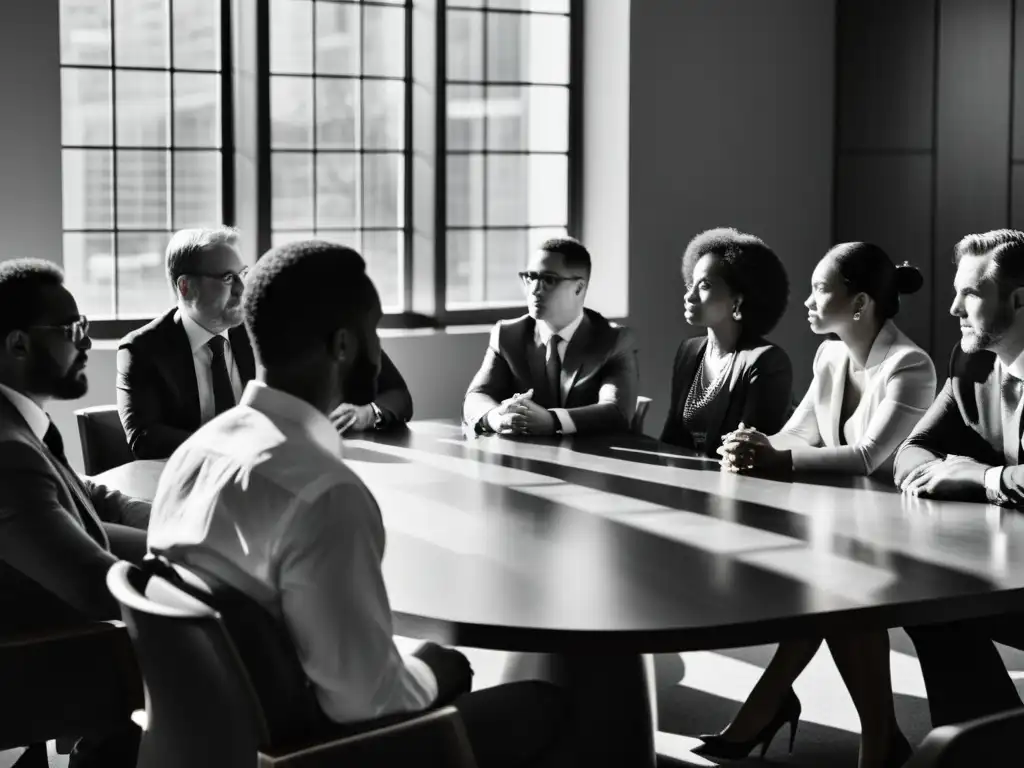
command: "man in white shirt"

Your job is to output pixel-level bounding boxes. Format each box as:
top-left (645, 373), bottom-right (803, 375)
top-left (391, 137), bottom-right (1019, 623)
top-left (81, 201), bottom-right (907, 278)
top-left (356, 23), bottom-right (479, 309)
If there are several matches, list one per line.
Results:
top-left (893, 229), bottom-right (1024, 728)
top-left (463, 237), bottom-right (639, 437)
top-left (116, 227), bottom-right (257, 460)
top-left (147, 240), bottom-right (567, 767)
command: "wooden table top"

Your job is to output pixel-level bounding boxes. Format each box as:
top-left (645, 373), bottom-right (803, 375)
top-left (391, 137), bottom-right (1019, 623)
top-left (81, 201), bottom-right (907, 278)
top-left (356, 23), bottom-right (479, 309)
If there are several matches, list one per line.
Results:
top-left (97, 420), bottom-right (1024, 653)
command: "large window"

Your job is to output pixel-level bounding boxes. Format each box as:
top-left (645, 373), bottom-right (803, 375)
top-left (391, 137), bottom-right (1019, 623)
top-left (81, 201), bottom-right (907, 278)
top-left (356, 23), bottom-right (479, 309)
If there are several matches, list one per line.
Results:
top-left (58, 0), bottom-right (576, 328)
top-left (269, 0), bottom-right (407, 310)
top-left (445, 0), bottom-right (571, 308)
top-left (60, 0), bottom-right (225, 319)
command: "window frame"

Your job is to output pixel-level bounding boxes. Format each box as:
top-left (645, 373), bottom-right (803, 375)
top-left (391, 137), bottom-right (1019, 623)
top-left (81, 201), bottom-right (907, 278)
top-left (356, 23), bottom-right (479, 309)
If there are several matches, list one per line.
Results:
top-left (84, 0), bottom-right (582, 339)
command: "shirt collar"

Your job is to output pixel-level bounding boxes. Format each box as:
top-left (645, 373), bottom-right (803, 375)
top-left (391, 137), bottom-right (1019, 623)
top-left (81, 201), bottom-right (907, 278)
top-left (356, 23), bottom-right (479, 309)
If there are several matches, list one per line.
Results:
top-left (1005, 348), bottom-right (1024, 381)
top-left (0, 381), bottom-right (51, 441)
top-left (180, 308), bottom-right (230, 354)
top-left (239, 380), bottom-right (342, 456)
top-left (535, 310), bottom-right (585, 345)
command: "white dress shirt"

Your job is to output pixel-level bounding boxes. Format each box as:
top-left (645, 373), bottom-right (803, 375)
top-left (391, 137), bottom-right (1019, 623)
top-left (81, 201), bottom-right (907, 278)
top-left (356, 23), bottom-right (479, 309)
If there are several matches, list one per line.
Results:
top-left (0, 382), bottom-right (50, 441)
top-left (179, 310), bottom-right (244, 424)
top-left (982, 351), bottom-right (1024, 502)
top-left (147, 380), bottom-right (438, 724)
top-left (534, 311), bottom-right (585, 434)
top-left (769, 321), bottom-right (936, 477)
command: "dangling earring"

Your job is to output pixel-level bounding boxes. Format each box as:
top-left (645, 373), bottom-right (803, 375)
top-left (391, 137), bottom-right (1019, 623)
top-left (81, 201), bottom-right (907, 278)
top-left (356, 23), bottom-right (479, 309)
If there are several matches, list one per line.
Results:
top-left (732, 307), bottom-right (742, 321)
top-left (853, 311), bottom-right (862, 321)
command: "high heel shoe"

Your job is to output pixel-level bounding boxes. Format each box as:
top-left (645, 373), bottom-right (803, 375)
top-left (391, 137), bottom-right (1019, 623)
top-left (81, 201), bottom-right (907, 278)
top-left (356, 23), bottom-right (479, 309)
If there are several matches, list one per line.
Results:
top-left (692, 688), bottom-right (802, 760)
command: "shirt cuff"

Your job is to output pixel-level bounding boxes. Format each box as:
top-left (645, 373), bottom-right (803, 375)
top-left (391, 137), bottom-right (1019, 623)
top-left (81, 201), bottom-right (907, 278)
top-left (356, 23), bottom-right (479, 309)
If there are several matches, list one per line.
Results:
top-left (551, 408), bottom-right (577, 435)
top-left (401, 653), bottom-right (440, 706)
top-left (984, 465), bottom-right (1006, 504)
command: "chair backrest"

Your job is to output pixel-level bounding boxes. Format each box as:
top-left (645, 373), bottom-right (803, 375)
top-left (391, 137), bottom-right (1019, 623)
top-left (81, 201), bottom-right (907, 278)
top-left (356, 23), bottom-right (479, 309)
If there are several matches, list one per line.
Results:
top-left (75, 405), bottom-right (134, 475)
top-left (632, 396), bottom-right (652, 435)
top-left (905, 706), bottom-right (1024, 767)
top-left (107, 560), bottom-right (271, 768)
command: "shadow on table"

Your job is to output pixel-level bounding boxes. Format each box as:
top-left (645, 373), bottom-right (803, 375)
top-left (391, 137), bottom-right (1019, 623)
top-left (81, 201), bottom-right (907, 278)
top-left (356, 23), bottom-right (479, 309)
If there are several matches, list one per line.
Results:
top-left (340, 445), bottom-right (412, 464)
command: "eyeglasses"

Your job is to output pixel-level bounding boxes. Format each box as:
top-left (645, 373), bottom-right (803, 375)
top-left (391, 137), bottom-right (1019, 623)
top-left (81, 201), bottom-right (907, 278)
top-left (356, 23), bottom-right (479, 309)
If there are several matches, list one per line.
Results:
top-left (518, 271), bottom-right (584, 289)
top-left (29, 315), bottom-right (90, 343)
top-left (189, 266), bottom-right (250, 286)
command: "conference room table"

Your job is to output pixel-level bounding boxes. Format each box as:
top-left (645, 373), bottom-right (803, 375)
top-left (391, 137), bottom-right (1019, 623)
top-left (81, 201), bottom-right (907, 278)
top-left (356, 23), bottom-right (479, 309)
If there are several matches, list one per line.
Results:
top-left (96, 419), bottom-right (1024, 767)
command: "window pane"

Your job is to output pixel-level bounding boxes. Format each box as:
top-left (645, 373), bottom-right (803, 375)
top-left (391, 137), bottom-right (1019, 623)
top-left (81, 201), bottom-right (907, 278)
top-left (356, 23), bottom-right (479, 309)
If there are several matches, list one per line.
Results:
top-left (363, 5), bottom-right (405, 78)
top-left (447, 11), bottom-right (483, 81)
top-left (174, 73), bottom-right (220, 148)
top-left (117, 150), bottom-right (170, 229)
top-left (173, 151), bottom-right (222, 228)
top-left (487, 0), bottom-right (570, 11)
top-left (116, 70), bottom-right (170, 147)
top-left (446, 154), bottom-right (484, 226)
top-left (60, 0), bottom-right (111, 66)
top-left (447, 85), bottom-right (485, 150)
top-left (363, 80), bottom-right (404, 150)
top-left (62, 68), bottom-right (112, 146)
top-left (271, 76), bottom-right (314, 148)
top-left (486, 154), bottom-right (566, 226)
top-left (363, 154), bottom-right (404, 228)
top-left (362, 230), bottom-right (402, 309)
top-left (63, 232), bottom-right (115, 317)
top-left (114, 0), bottom-right (169, 68)
top-left (63, 149), bottom-right (113, 229)
top-left (316, 153), bottom-right (359, 229)
top-left (271, 230), bottom-right (316, 248)
top-left (117, 231), bottom-right (173, 316)
top-left (173, 0), bottom-right (220, 70)
top-left (272, 152), bottom-right (314, 228)
top-left (315, 1), bottom-right (359, 75)
top-left (270, 0), bottom-right (313, 74)
top-left (487, 85), bottom-right (567, 151)
top-left (445, 229), bottom-right (486, 305)
top-left (316, 78), bottom-right (358, 149)
top-left (314, 230), bottom-right (362, 253)
top-left (487, 12), bottom-right (568, 84)
top-left (485, 228), bottom-right (528, 303)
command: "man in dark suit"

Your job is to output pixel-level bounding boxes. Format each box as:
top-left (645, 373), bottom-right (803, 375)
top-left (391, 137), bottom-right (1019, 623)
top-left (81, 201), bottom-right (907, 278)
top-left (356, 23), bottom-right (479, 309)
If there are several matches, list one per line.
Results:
top-left (464, 237), bottom-right (639, 437)
top-left (117, 227), bottom-right (256, 459)
top-left (893, 229), bottom-right (1024, 726)
top-left (0, 259), bottom-right (149, 766)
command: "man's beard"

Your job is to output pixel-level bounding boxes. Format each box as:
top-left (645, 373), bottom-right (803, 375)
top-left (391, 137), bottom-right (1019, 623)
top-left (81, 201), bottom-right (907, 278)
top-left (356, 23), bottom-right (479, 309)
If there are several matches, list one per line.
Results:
top-left (961, 299), bottom-right (1016, 353)
top-left (27, 351), bottom-right (87, 400)
top-left (342, 349), bottom-right (379, 406)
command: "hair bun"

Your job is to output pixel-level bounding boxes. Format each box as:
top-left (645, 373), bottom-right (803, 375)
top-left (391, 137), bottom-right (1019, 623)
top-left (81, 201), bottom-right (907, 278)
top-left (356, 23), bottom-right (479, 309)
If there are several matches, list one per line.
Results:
top-left (894, 262), bottom-right (923, 295)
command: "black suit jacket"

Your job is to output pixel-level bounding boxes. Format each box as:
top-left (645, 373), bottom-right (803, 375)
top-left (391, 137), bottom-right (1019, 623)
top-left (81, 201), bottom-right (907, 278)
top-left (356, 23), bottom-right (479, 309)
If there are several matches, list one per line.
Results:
top-left (894, 345), bottom-right (1024, 503)
top-left (0, 394), bottom-right (149, 632)
top-left (660, 335), bottom-right (793, 455)
top-left (463, 308), bottom-right (640, 434)
top-left (117, 308), bottom-right (256, 460)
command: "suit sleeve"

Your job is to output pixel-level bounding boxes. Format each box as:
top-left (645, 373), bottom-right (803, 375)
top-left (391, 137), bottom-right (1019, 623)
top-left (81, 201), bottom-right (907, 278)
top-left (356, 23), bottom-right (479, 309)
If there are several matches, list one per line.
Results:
top-left (463, 323), bottom-right (515, 426)
top-left (0, 442), bottom-right (120, 620)
top-left (117, 343), bottom-right (192, 460)
top-left (372, 350), bottom-right (413, 428)
top-left (660, 342), bottom-right (688, 445)
top-left (563, 327), bottom-right (639, 435)
top-left (893, 350), bottom-right (994, 486)
top-left (86, 477), bottom-right (151, 530)
top-left (738, 346), bottom-right (793, 435)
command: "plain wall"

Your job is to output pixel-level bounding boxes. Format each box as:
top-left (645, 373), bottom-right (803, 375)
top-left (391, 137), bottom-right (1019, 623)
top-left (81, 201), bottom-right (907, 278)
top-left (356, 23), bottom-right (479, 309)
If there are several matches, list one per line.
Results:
top-left (628, 0), bottom-right (837, 433)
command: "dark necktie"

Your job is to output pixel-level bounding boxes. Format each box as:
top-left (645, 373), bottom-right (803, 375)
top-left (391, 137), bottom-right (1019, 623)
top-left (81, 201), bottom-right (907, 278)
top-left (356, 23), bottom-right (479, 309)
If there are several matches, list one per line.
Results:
top-left (1002, 372), bottom-right (1024, 464)
top-left (207, 336), bottom-right (236, 416)
top-left (43, 419), bottom-right (70, 469)
top-left (546, 334), bottom-right (563, 408)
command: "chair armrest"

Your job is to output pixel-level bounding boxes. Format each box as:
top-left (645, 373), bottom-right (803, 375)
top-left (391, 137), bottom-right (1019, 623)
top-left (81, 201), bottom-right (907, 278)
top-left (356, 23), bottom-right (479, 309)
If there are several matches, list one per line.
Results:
top-left (258, 706), bottom-right (478, 768)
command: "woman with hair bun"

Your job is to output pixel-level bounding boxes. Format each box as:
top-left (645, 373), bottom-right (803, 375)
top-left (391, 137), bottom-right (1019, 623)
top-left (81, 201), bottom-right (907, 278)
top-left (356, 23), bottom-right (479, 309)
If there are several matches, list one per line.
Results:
top-left (720, 241), bottom-right (936, 477)
top-left (698, 243), bottom-right (936, 768)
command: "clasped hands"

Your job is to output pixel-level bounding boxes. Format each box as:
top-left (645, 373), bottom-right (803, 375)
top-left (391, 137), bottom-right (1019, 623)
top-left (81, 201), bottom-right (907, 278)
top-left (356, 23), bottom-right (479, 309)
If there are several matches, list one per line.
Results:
top-left (329, 402), bottom-right (376, 434)
top-left (485, 388), bottom-right (557, 436)
top-left (717, 423), bottom-right (790, 474)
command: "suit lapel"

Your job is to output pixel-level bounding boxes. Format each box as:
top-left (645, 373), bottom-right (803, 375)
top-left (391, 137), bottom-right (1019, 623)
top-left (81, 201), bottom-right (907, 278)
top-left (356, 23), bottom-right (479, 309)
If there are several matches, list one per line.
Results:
top-left (560, 313), bottom-right (592, 405)
top-left (173, 310), bottom-right (202, 426)
top-left (230, 325), bottom-right (256, 382)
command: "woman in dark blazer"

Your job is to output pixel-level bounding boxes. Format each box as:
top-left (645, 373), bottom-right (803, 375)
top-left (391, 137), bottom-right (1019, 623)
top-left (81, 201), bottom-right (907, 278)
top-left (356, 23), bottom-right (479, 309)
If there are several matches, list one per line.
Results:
top-left (661, 227), bottom-right (793, 455)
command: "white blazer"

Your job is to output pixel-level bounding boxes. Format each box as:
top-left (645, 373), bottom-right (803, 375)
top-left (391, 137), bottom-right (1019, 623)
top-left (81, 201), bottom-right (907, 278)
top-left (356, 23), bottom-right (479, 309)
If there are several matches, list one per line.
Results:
top-left (770, 321), bottom-right (937, 477)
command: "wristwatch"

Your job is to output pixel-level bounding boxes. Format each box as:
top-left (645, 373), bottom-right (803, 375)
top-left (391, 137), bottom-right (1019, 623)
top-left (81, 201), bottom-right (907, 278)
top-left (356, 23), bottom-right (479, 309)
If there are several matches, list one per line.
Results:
top-left (548, 409), bottom-right (563, 435)
top-left (370, 402), bottom-right (383, 430)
